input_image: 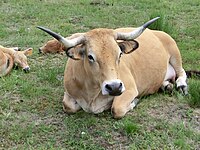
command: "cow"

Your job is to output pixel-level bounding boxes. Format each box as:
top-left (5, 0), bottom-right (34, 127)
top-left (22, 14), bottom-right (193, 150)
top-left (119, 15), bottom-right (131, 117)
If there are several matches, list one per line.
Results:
top-left (0, 45), bottom-right (33, 77)
top-left (38, 33), bottom-right (84, 54)
top-left (37, 17), bottom-right (188, 118)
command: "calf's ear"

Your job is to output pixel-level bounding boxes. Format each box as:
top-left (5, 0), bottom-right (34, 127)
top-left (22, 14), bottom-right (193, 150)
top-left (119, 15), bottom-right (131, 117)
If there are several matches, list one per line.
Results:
top-left (118, 40), bottom-right (139, 54)
top-left (65, 44), bottom-right (85, 60)
top-left (23, 48), bottom-right (33, 56)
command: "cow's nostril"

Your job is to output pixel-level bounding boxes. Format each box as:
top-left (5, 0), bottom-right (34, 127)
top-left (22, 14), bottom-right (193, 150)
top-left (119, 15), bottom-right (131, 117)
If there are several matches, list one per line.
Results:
top-left (119, 82), bottom-right (122, 88)
top-left (105, 84), bottom-right (112, 92)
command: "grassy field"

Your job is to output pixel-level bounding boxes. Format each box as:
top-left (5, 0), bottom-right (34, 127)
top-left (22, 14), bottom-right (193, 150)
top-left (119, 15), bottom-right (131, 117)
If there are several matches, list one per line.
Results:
top-left (0, 0), bottom-right (200, 149)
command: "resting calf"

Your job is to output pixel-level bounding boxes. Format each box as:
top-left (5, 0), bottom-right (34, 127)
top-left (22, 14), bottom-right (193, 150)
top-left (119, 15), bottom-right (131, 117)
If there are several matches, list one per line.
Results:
top-left (38, 33), bottom-right (84, 54)
top-left (0, 45), bottom-right (33, 77)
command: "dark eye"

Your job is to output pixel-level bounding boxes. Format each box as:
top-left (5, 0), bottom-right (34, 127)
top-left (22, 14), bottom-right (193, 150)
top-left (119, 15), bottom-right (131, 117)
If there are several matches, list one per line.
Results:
top-left (88, 54), bottom-right (95, 62)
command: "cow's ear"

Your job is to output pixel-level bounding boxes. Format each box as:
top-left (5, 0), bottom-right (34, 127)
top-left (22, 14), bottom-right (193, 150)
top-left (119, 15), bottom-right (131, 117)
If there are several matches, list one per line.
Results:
top-left (65, 44), bottom-right (85, 60)
top-left (23, 48), bottom-right (33, 56)
top-left (118, 40), bottom-right (139, 54)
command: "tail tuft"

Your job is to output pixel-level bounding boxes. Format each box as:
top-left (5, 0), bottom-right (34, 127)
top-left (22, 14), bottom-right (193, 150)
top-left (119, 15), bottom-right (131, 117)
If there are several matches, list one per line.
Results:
top-left (186, 70), bottom-right (200, 78)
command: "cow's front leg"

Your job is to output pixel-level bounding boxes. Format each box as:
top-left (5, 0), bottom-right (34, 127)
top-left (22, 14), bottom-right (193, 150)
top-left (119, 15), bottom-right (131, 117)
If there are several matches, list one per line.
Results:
top-left (63, 92), bottom-right (81, 113)
top-left (111, 90), bottom-right (139, 119)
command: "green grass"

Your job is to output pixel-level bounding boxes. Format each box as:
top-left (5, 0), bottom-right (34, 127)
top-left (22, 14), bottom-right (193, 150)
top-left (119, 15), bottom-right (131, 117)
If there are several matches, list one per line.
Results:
top-left (0, 0), bottom-right (200, 149)
top-left (187, 79), bottom-right (200, 107)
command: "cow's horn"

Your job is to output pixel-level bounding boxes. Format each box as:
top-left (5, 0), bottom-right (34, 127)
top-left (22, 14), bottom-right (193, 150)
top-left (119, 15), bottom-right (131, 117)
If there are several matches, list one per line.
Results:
top-left (37, 26), bottom-right (85, 49)
top-left (117, 17), bottom-right (160, 40)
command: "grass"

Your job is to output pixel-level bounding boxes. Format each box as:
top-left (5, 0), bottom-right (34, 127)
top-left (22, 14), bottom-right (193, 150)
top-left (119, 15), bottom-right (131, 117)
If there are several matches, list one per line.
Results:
top-left (187, 79), bottom-right (200, 107)
top-left (0, 0), bottom-right (200, 149)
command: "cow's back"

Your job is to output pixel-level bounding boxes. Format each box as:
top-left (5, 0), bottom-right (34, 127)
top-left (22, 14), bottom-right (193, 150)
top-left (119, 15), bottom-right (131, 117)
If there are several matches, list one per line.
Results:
top-left (116, 28), bottom-right (170, 95)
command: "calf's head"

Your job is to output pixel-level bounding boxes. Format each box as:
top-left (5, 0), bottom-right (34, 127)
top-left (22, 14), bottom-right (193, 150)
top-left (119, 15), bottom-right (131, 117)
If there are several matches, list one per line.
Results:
top-left (13, 48), bottom-right (33, 72)
top-left (38, 39), bottom-right (64, 53)
top-left (37, 17), bottom-right (159, 96)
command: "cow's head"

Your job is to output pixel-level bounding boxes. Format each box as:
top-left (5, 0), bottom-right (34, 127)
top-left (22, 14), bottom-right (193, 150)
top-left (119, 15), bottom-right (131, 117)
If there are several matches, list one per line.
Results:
top-left (37, 17), bottom-right (159, 96)
top-left (38, 39), bottom-right (64, 54)
top-left (13, 48), bottom-right (33, 72)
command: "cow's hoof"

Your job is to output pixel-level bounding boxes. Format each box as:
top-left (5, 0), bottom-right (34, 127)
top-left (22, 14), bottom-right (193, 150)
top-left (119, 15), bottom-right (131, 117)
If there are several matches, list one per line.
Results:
top-left (165, 83), bottom-right (173, 92)
top-left (164, 83), bottom-right (174, 95)
top-left (62, 103), bottom-right (75, 114)
top-left (63, 105), bottom-right (75, 114)
top-left (177, 85), bottom-right (188, 95)
top-left (111, 107), bottom-right (125, 119)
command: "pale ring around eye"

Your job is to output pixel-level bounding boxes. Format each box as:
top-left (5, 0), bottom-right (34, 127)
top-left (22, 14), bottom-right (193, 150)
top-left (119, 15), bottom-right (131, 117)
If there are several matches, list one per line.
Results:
top-left (88, 54), bottom-right (95, 62)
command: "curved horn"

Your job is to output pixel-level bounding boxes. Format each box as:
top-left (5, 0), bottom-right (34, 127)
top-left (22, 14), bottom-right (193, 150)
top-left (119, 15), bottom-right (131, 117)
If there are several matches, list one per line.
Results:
top-left (117, 17), bottom-right (160, 40)
top-left (37, 26), bottom-right (85, 49)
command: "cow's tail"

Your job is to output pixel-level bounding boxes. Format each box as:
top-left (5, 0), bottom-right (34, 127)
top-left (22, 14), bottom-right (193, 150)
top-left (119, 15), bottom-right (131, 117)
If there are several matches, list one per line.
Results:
top-left (186, 70), bottom-right (200, 79)
top-left (3, 54), bottom-right (14, 76)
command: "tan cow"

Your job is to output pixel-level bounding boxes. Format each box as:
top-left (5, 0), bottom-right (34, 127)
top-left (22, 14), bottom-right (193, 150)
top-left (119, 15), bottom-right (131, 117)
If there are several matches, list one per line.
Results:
top-left (0, 45), bottom-right (33, 77)
top-left (37, 17), bottom-right (188, 118)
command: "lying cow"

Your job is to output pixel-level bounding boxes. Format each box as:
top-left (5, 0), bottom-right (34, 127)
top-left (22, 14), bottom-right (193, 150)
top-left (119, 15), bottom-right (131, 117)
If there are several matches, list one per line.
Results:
top-left (38, 33), bottom-right (84, 54)
top-left (0, 45), bottom-right (33, 77)
top-left (37, 17), bottom-right (188, 118)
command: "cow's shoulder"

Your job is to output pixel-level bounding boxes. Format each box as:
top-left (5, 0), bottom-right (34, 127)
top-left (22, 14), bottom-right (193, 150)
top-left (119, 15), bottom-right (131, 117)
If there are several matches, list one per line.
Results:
top-left (151, 30), bottom-right (177, 45)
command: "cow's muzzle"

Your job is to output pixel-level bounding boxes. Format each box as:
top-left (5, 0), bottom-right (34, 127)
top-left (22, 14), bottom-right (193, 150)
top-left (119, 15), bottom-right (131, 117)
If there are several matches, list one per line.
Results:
top-left (102, 80), bottom-right (125, 96)
top-left (23, 67), bottom-right (30, 73)
top-left (38, 48), bottom-right (42, 54)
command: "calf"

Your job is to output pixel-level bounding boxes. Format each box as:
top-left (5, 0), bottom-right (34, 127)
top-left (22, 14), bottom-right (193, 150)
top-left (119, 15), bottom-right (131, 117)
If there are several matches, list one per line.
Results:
top-left (38, 33), bottom-right (84, 54)
top-left (0, 45), bottom-right (33, 77)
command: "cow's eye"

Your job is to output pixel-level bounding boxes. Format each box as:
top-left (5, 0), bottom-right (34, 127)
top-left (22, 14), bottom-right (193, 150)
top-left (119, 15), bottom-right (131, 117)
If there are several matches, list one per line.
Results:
top-left (88, 54), bottom-right (95, 62)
